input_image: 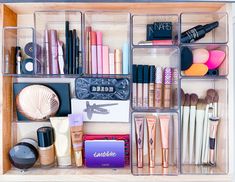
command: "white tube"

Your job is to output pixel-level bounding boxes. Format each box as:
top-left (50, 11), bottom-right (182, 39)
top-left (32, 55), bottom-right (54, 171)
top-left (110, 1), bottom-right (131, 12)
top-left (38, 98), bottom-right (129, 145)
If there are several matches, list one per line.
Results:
top-left (189, 105), bottom-right (196, 164)
top-left (182, 106), bottom-right (190, 163)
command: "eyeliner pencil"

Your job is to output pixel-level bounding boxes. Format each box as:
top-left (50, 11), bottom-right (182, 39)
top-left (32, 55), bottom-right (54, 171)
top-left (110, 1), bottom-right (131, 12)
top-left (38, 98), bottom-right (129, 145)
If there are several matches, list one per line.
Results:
top-left (65, 21), bottom-right (69, 74)
top-left (72, 29), bottom-right (77, 74)
top-left (75, 36), bottom-right (79, 74)
top-left (69, 30), bottom-right (73, 74)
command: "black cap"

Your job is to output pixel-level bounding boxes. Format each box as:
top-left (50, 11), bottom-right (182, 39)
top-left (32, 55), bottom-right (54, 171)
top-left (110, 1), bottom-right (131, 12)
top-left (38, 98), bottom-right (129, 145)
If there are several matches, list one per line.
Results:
top-left (143, 65), bottom-right (149, 83)
top-left (132, 64), bottom-right (137, 83)
top-left (149, 65), bottom-right (156, 83)
top-left (37, 127), bottom-right (54, 148)
top-left (137, 65), bottom-right (143, 83)
top-left (204, 21), bottom-right (219, 33)
top-left (15, 46), bottom-right (22, 57)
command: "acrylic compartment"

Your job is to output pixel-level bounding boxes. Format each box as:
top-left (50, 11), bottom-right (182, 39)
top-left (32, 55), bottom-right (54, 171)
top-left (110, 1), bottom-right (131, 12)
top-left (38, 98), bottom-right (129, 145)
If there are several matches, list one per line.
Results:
top-left (180, 44), bottom-right (228, 77)
top-left (34, 11), bottom-right (82, 75)
top-left (131, 112), bottom-right (179, 175)
top-left (84, 11), bottom-right (130, 75)
top-left (180, 12), bottom-right (228, 44)
top-left (2, 27), bottom-right (36, 75)
top-left (132, 47), bottom-right (180, 111)
top-left (180, 78), bottom-right (228, 174)
top-left (131, 14), bottom-right (179, 46)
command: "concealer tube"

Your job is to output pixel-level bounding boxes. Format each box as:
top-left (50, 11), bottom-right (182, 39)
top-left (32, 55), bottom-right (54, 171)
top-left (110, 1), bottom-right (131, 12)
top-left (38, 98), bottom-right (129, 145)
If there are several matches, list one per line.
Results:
top-left (134, 115), bottom-right (145, 168)
top-left (143, 65), bottom-right (149, 108)
top-left (132, 65), bottom-right (138, 108)
top-left (159, 115), bottom-right (170, 168)
top-left (114, 49), bottom-right (122, 74)
top-left (163, 68), bottom-right (172, 108)
top-left (137, 65), bottom-right (143, 107)
top-left (155, 67), bottom-right (163, 108)
top-left (148, 66), bottom-right (155, 108)
top-left (209, 117), bottom-right (220, 166)
top-left (146, 115), bottom-right (156, 168)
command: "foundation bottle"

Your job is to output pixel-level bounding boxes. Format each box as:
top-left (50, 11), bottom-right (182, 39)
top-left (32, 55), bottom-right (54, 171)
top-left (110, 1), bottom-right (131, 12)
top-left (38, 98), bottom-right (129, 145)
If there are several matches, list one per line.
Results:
top-left (37, 126), bottom-right (55, 167)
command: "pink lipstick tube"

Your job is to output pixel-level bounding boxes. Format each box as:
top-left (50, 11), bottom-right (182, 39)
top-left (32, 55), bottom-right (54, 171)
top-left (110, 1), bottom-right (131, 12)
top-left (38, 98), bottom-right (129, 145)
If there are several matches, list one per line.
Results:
top-left (91, 31), bottom-right (97, 74)
top-left (96, 32), bottom-right (103, 74)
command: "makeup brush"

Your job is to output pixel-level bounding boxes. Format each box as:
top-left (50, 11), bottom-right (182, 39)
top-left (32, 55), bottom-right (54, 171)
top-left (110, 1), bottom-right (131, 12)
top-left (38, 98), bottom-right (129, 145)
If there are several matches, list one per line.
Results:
top-left (213, 91), bottom-right (219, 117)
top-left (182, 93), bottom-right (190, 164)
top-left (189, 93), bottom-right (198, 164)
top-left (201, 95), bottom-right (213, 164)
top-left (207, 89), bottom-right (216, 100)
top-left (181, 89), bottom-right (185, 122)
top-left (195, 99), bottom-right (206, 165)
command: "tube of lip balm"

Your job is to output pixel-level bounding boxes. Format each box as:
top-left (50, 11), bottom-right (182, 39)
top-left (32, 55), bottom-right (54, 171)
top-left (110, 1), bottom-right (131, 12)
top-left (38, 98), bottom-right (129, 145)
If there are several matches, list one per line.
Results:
top-left (209, 117), bottom-right (220, 166)
top-left (68, 114), bottom-right (83, 167)
top-left (122, 43), bottom-right (129, 74)
top-left (115, 49), bottom-right (122, 74)
top-left (96, 32), bottom-right (103, 74)
top-left (155, 67), bottom-right (163, 108)
top-left (159, 115), bottom-right (170, 168)
top-left (91, 31), bottom-right (97, 74)
top-left (146, 115), bottom-right (156, 168)
top-left (134, 115), bottom-right (145, 168)
top-left (163, 68), bottom-right (172, 108)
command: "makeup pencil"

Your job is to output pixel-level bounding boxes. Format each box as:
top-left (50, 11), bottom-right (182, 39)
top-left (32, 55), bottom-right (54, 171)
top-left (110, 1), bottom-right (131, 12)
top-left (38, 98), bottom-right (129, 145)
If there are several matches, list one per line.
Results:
top-left (69, 30), bottom-right (73, 74)
top-left (65, 21), bottom-right (69, 74)
top-left (195, 99), bottom-right (206, 165)
top-left (72, 29), bottom-right (77, 74)
top-left (189, 93), bottom-right (198, 164)
top-left (182, 93), bottom-right (190, 164)
top-left (85, 27), bottom-right (91, 74)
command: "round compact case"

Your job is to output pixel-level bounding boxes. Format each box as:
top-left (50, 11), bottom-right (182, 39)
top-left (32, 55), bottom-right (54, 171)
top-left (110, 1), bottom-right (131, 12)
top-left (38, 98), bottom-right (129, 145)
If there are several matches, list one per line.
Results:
top-left (16, 84), bottom-right (60, 120)
top-left (8, 138), bottom-right (39, 170)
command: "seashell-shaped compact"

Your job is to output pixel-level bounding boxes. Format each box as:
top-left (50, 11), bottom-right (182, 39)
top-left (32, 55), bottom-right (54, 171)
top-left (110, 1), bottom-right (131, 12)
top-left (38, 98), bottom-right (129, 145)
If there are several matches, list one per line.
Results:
top-left (16, 85), bottom-right (60, 120)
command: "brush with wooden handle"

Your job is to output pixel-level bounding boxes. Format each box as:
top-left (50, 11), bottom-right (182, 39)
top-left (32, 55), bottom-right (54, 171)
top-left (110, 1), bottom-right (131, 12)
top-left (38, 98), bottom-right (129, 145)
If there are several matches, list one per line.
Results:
top-left (182, 93), bottom-right (190, 164)
top-left (195, 99), bottom-right (206, 165)
top-left (181, 89), bottom-right (185, 123)
top-left (201, 95), bottom-right (213, 164)
top-left (189, 93), bottom-right (198, 164)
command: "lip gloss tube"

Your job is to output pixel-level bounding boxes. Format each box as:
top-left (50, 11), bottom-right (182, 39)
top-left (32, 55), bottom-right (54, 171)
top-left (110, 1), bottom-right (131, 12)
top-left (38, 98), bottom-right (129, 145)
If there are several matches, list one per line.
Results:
top-left (143, 65), bottom-right (149, 108)
top-left (115, 49), bottom-right (122, 74)
top-left (149, 66), bottom-right (155, 108)
top-left (134, 115), bottom-right (145, 168)
top-left (91, 31), bottom-right (97, 74)
top-left (132, 64), bottom-right (138, 108)
top-left (137, 65), bottom-right (143, 108)
top-left (155, 67), bottom-right (163, 108)
top-left (146, 115), bottom-right (156, 168)
top-left (96, 32), bottom-right (103, 74)
top-left (163, 68), bottom-right (172, 108)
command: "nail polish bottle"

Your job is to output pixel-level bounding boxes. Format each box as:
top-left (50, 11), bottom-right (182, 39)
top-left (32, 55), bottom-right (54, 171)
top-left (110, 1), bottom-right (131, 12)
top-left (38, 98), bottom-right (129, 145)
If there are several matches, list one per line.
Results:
top-left (143, 65), bottom-right (149, 108)
top-left (137, 65), bottom-right (143, 108)
top-left (148, 65), bottom-right (155, 108)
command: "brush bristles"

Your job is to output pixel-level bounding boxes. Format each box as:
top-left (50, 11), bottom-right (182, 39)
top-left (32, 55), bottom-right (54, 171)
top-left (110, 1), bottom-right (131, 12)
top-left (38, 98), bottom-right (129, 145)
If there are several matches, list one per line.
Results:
top-left (190, 93), bottom-right (198, 106)
top-left (205, 95), bottom-right (213, 105)
top-left (181, 89), bottom-right (185, 106)
top-left (213, 91), bottom-right (219, 103)
top-left (207, 89), bottom-right (216, 99)
top-left (196, 99), bottom-right (206, 110)
top-left (184, 93), bottom-right (190, 107)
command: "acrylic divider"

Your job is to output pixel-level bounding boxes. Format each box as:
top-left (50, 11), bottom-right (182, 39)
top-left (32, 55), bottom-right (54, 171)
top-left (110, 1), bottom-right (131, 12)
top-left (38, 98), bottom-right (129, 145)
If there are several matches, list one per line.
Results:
top-left (131, 14), bottom-right (179, 46)
top-left (180, 78), bottom-right (228, 174)
top-left (180, 12), bottom-right (228, 44)
top-left (34, 11), bottom-right (82, 75)
top-left (2, 27), bottom-right (36, 75)
top-left (84, 11), bottom-right (131, 76)
top-left (131, 111), bottom-right (179, 175)
top-left (180, 44), bottom-right (228, 77)
top-left (131, 46), bottom-right (180, 111)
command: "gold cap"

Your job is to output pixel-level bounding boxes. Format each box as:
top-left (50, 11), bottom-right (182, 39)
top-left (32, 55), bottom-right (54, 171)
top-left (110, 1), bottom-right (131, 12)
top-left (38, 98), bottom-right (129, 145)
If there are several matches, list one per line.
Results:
top-left (162, 148), bottom-right (169, 168)
top-left (74, 151), bottom-right (83, 167)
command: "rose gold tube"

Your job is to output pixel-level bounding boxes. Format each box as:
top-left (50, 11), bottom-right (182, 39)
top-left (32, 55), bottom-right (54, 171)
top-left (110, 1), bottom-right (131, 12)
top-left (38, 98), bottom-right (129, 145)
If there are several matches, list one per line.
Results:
top-left (114, 49), bottom-right (122, 74)
top-left (134, 115), bottom-right (145, 168)
top-left (146, 115), bottom-right (156, 168)
top-left (159, 115), bottom-right (170, 168)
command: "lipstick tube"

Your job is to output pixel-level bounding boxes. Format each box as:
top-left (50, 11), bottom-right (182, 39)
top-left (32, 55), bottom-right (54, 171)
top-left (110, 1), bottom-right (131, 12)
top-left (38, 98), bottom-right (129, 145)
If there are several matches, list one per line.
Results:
top-left (48, 30), bottom-right (59, 74)
top-left (115, 49), bottom-right (122, 74)
top-left (148, 66), bottom-right (155, 108)
top-left (96, 32), bottom-right (103, 74)
top-left (163, 68), bottom-right (172, 108)
top-left (155, 67), bottom-right (163, 108)
top-left (91, 31), bottom-right (97, 74)
top-left (137, 65), bottom-right (143, 107)
top-left (159, 115), bottom-right (170, 168)
top-left (134, 115), bottom-right (145, 168)
top-left (44, 30), bottom-right (50, 74)
top-left (146, 115), bottom-right (156, 168)
top-left (132, 65), bottom-right (138, 108)
top-left (143, 65), bottom-right (149, 108)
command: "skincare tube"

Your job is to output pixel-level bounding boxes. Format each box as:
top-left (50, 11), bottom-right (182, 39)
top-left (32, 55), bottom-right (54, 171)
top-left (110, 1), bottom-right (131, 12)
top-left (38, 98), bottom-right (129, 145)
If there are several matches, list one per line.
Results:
top-left (159, 115), bottom-right (170, 168)
top-left (134, 115), bottom-right (145, 168)
top-left (68, 114), bottom-right (83, 167)
top-left (50, 117), bottom-right (71, 166)
top-left (209, 117), bottom-right (220, 166)
top-left (146, 115), bottom-right (156, 168)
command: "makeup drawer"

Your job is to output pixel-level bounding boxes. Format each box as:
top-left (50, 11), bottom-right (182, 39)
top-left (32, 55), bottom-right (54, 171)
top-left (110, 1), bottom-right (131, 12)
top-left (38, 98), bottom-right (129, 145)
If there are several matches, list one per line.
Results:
top-left (0, 2), bottom-right (234, 182)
